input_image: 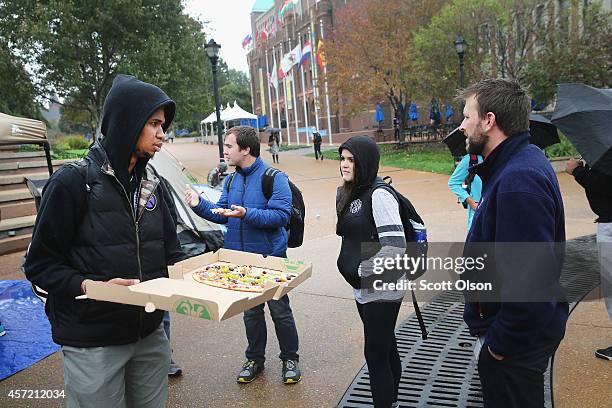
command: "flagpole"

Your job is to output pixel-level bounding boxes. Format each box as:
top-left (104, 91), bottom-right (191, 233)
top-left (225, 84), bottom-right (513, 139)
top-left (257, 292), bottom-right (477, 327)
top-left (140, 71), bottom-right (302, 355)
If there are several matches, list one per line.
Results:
top-left (298, 33), bottom-right (310, 146)
top-left (281, 42), bottom-right (292, 145)
top-left (273, 46), bottom-right (282, 144)
top-left (308, 25), bottom-right (321, 135)
top-left (288, 37), bottom-right (300, 145)
top-left (265, 49), bottom-right (275, 129)
top-left (319, 19), bottom-right (333, 145)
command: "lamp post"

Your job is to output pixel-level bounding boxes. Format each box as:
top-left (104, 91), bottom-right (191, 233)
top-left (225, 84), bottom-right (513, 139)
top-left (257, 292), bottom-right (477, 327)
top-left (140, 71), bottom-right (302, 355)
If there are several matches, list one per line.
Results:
top-left (454, 35), bottom-right (467, 89)
top-left (454, 35), bottom-right (467, 120)
top-left (205, 38), bottom-right (224, 161)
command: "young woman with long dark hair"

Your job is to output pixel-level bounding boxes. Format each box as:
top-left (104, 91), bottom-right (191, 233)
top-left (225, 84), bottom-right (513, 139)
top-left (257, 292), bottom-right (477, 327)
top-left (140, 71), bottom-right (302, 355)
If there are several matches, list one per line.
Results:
top-left (335, 136), bottom-right (407, 408)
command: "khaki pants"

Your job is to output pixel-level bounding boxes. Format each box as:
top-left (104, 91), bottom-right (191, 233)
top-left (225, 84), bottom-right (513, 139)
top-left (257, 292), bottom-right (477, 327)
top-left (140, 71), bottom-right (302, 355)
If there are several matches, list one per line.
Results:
top-left (62, 324), bottom-right (170, 408)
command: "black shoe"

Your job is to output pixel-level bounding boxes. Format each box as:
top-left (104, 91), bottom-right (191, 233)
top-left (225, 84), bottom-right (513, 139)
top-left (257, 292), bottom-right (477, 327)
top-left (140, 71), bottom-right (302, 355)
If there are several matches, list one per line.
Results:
top-left (595, 346), bottom-right (612, 360)
top-left (282, 359), bottom-right (302, 384)
top-left (168, 359), bottom-right (182, 377)
top-left (237, 360), bottom-right (264, 383)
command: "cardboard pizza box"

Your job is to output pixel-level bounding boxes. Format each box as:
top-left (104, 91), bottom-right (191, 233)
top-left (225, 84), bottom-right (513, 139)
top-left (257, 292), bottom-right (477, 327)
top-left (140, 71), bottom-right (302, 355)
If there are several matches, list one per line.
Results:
top-left (84, 249), bottom-right (312, 322)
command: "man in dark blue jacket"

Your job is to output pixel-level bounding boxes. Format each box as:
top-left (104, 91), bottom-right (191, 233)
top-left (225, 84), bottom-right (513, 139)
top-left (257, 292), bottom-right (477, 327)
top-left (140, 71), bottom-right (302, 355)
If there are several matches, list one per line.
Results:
top-left (457, 79), bottom-right (568, 408)
top-left (185, 126), bottom-right (301, 384)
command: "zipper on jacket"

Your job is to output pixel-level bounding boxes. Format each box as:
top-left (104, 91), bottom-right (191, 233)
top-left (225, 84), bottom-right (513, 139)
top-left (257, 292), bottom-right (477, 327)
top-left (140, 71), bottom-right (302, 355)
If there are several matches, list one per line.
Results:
top-left (240, 176), bottom-right (246, 251)
top-left (104, 169), bottom-right (144, 338)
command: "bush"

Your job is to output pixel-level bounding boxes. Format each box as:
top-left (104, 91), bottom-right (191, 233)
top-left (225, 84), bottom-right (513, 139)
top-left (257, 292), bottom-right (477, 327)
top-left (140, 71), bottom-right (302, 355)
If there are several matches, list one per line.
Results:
top-left (53, 135), bottom-right (90, 151)
top-left (545, 133), bottom-right (579, 158)
top-left (187, 131), bottom-right (199, 138)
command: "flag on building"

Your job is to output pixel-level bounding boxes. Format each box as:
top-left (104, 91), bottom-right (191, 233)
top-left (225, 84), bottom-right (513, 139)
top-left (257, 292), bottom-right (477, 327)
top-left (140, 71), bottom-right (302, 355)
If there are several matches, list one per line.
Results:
top-left (280, 44), bottom-right (301, 77)
top-left (316, 39), bottom-right (326, 69)
top-left (242, 34), bottom-right (253, 50)
top-left (299, 41), bottom-right (312, 67)
top-left (260, 28), bottom-right (268, 42)
top-left (279, 0), bottom-right (298, 20)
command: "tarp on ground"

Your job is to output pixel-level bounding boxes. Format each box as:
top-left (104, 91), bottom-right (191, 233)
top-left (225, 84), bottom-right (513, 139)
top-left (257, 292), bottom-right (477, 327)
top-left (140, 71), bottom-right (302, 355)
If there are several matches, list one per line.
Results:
top-left (0, 280), bottom-right (59, 380)
top-left (0, 112), bottom-right (47, 145)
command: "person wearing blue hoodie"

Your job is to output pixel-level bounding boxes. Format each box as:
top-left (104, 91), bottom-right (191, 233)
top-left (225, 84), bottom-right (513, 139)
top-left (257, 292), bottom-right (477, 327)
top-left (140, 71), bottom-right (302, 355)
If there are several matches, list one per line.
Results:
top-left (456, 79), bottom-right (568, 408)
top-left (184, 126), bottom-right (301, 385)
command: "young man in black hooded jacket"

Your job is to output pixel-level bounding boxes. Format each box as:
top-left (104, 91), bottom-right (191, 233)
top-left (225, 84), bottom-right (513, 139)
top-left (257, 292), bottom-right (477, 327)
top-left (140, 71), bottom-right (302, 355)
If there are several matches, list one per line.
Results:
top-left (25, 75), bottom-right (183, 407)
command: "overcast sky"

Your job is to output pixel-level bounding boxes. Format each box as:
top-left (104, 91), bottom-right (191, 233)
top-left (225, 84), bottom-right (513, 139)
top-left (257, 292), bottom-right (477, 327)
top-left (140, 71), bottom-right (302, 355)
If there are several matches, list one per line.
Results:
top-left (184, 0), bottom-right (254, 75)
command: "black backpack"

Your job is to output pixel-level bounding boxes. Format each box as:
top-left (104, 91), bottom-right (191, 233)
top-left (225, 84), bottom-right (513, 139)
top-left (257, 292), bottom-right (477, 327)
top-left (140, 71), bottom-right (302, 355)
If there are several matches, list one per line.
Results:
top-left (370, 176), bottom-right (429, 339)
top-left (313, 132), bottom-right (322, 144)
top-left (226, 167), bottom-right (305, 248)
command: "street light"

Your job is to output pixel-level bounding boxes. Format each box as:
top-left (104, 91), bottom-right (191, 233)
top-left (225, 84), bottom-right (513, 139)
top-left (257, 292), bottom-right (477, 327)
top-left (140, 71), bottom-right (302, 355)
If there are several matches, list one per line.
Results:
top-left (454, 35), bottom-right (467, 89)
top-left (454, 35), bottom-right (467, 120)
top-left (205, 38), bottom-right (224, 161)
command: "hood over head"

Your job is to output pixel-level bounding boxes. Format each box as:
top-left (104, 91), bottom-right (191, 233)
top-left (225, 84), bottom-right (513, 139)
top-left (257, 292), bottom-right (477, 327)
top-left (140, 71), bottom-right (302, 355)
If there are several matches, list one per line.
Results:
top-left (338, 135), bottom-right (380, 190)
top-left (100, 74), bottom-right (175, 188)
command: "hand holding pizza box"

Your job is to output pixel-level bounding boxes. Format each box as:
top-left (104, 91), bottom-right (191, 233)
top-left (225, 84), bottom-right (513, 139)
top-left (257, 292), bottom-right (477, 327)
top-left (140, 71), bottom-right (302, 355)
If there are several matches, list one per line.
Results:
top-left (83, 249), bottom-right (311, 322)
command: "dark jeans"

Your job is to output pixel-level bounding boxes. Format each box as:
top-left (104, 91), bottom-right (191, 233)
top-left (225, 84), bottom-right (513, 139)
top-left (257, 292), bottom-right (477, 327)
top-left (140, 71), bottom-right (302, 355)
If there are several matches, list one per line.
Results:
top-left (243, 294), bottom-right (299, 364)
top-left (314, 144), bottom-right (322, 160)
top-left (356, 300), bottom-right (402, 408)
top-left (478, 339), bottom-right (560, 408)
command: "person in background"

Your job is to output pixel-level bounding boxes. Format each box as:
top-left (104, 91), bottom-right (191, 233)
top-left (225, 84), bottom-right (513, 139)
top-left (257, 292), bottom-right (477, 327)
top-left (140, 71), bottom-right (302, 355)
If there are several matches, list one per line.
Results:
top-left (448, 153), bottom-right (483, 230)
top-left (269, 131), bottom-right (280, 164)
top-left (566, 158), bottom-right (612, 361)
top-left (313, 129), bottom-right (323, 161)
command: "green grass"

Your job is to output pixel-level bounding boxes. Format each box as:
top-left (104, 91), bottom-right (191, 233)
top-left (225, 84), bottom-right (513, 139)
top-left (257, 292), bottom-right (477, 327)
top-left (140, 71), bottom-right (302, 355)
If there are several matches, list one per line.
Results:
top-left (307, 143), bottom-right (456, 174)
top-left (278, 143), bottom-right (309, 151)
top-left (52, 149), bottom-right (88, 160)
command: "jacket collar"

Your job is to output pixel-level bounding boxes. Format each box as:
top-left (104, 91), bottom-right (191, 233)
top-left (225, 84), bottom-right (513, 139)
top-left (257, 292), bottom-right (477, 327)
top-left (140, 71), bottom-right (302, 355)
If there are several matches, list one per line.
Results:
top-left (470, 131), bottom-right (530, 183)
top-left (237, 156), bottom-right (264, 176)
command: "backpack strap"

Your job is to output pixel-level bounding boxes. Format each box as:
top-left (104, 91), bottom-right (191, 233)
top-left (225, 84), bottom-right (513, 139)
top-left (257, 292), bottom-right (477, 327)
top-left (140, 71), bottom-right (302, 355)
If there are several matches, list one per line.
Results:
top-left (225, 172), bottom-right (236, 193)
top-left (262, 167), bottom-right (281, 200)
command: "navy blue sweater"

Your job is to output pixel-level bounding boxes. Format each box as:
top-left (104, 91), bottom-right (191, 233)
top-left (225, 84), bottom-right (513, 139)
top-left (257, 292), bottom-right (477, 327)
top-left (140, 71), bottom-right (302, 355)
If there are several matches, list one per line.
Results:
top-left (464, 132), bottom-right (568, 357)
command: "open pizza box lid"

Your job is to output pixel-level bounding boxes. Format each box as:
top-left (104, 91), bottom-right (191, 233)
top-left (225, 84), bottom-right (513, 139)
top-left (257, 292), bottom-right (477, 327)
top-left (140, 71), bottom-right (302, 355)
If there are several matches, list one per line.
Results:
top-left (84, 249), bottom-right (312, 322)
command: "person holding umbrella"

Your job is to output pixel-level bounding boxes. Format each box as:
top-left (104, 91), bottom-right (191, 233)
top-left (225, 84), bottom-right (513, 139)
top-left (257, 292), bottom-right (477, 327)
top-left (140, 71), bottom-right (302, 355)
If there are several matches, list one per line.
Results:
top-left (565, 159), bottom-right (612, 361)
top-left (554, 83), bottom-right (612, 361)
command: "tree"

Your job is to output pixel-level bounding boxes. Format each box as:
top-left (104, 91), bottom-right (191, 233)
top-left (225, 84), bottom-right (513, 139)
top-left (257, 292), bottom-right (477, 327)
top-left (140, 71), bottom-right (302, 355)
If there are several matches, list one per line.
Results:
top-left (409, 0), bottom-right (543, 103)
top-left (0, 0), bottom-right (214, 136)
top-left (217, 61), bottom-right (252, 112)
top-left (521, 2), bottom-right (611, 104)
top-left (0, 43), bottom-right (41, 119)
top-left (325, 0), bottom-right (449, 130)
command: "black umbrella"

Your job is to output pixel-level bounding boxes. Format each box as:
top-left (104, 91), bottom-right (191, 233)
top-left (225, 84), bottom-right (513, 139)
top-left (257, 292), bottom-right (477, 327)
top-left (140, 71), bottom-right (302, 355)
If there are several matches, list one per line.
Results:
top-left (552, 83), bottom-right (612, 176)
top-left (442, 115), bottom-right (561, 157)
top-left (528, 114), bottom-right (560, 149)
top-left (266, 127), bottom-right (281, 133)
top-left (442, 127), bottom-right (466, 157)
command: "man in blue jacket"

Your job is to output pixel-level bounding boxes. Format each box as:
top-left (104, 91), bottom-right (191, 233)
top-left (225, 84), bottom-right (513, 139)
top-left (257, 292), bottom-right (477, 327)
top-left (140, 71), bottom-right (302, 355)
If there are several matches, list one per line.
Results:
top-left (457, 79), bottom-right (568, 408)
top-left (185, 126), bottom-right (301, 384)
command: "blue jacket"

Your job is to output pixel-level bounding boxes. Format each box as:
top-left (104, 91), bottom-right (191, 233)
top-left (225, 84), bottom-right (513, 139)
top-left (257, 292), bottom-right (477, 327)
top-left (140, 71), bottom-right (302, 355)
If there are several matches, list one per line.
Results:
top-left (448, 154), bottom-right (483, 230)
top-left (463, 132), bottom-right (568, 357)
top-left (192, 157), bottom-right (291, 256)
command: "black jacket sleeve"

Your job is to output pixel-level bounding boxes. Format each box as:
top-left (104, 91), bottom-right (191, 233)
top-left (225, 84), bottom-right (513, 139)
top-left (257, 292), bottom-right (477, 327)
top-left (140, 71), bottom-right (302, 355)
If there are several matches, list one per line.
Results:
top-left (24, 166), bottom-right (88, 298)
top-left (573, 166), bottom-right (611, 193)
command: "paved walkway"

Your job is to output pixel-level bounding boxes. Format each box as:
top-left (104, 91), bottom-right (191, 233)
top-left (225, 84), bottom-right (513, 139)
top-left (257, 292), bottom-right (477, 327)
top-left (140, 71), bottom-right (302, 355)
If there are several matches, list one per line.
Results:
top-left (0, 139), bottom-right (609, 407)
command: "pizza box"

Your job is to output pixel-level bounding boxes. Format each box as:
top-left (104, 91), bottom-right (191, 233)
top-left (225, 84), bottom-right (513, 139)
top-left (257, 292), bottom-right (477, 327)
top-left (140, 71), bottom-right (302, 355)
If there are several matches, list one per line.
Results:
top-left (83, 249), bottom-right (312, 322)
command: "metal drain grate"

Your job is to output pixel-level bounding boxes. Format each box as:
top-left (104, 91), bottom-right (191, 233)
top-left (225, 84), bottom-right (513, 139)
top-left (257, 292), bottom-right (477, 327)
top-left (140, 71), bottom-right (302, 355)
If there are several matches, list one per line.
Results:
top-left (338, 235), bottom-right (601, 408)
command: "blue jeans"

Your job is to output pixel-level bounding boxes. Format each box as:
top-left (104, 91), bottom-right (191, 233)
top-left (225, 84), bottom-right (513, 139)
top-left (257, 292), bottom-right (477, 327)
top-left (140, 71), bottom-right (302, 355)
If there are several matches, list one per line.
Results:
top-left (243, 294), bottom-right (299, 364)
top-left (163, 311), bottom-right (171, 340)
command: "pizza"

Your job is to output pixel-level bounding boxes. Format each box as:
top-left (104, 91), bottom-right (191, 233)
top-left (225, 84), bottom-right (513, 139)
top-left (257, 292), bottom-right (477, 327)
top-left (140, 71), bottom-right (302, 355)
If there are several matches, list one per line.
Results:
top-left (192, 262), bottom-right (298, 292)
top-left (211, 208), bottom-right (234, 215)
